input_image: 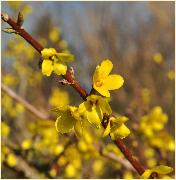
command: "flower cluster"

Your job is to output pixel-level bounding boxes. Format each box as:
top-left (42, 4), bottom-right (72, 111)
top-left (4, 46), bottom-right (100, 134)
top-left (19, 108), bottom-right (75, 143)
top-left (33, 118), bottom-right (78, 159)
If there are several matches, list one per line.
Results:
top-left (55, 60), bottom-right (130, 139)
top-left (55, 94), bottom-right (112, 137)
top-left (140, 106), bottom-right (174, 152)
top-left (41, 48), bottom-right (74, 76)
top-left (140, 106), bottom-right (168, 138)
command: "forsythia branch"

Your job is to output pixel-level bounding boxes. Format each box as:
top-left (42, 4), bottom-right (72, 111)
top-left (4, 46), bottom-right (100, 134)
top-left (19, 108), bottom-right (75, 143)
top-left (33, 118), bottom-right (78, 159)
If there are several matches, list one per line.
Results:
top-left (1, 12), bottom-right (146, 176)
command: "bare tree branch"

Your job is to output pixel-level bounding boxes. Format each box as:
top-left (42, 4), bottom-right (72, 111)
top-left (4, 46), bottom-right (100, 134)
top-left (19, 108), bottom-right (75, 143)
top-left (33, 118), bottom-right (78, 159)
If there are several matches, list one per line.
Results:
top-left (1, 83), bottom-right (50, 120)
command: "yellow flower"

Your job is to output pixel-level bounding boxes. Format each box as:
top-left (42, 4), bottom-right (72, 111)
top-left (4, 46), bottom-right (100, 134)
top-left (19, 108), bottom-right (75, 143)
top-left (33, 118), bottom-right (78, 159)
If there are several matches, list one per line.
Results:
top-left (57, 156), bottom-right (67, 166)
top-left (123, 171), bottom-right (134, 179)
top-left (79, 95), bottom-right (112, 128)
top-left (59, 40), bottom-right (68, 49)
top-left (78, 140), bottom-right (88, 152)
top-left (21, 139), bottom-right (32, 150)
top-left (3, 74), bottom-right (17, 86)
top-left (153, 53), bottom-right (163, 64)
top-left (49, 88), bottom-right (70, 107)
top-left (7, 153), bottom-right (17, 167)
top-left (53, 145), bottom-right (64, 155)
top-left (1, 122), bottom-right (10, 137)
top-left (49, 27), bottom-right (60, 43)
top-left (144, 148), bottom-right (155, 158)
top-left (49, 168), bottom-right (57, 178)
top-left (147, 158), bottom-right (157, 168)
top-left (55, 95), bottom-right (111, 136)
top-left (167, 70), bottom-right (175, 80)
top-left (140, 106), bottom-right (168, 138)
top-left (103, 115), bottom-right (130, 139)
top-left (15, 103), bottom-right (25, 113)
top-left (41, 48), bottom-right (57, 59)
top-left (55, 106), bottom-right (85, 137)
top-left (149, 131), bottom-right (175, 152)
top-left (141, 165), bottom-right (173, 179)
top-left (93, 60), bottom-right (124, 97)
top-left (92, 159), bottom-right (104, 175)
top-left (41, 48), bottom-right (74, 76)
top-left (55, 106), bottom-right (76, 133)
top-left (65, 164), bottom-right (77, 178)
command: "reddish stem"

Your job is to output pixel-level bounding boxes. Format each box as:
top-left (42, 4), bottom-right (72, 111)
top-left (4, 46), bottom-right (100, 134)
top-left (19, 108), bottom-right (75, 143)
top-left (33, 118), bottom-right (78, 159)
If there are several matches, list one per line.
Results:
top-left (1, 13), bottom-right (43, 53)
top-left (1, 12), bottom-right (145, 176)
top-left (115, 138), bottom-right (145, 175)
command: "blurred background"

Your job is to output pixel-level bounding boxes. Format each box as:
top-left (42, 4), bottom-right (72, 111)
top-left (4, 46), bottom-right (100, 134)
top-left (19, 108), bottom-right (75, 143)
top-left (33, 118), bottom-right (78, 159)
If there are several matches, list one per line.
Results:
top-left (1, 1), bottom-right (175, 179)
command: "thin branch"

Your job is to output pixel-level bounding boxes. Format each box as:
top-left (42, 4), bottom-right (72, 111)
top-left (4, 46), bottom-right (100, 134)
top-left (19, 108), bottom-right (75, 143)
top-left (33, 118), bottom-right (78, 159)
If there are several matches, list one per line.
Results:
top-left (1, 83), bottom-right (50, 120)
top-left (1, 12), bottom-right (43, 53)
top-left (97, 144), bottom-right (135, 172)
top-left (1, 12), bottom-right (146, 176)
top-left (101, 150), bottom-right (135, 172)
top-left (114, 138), bottom-right (145, 175)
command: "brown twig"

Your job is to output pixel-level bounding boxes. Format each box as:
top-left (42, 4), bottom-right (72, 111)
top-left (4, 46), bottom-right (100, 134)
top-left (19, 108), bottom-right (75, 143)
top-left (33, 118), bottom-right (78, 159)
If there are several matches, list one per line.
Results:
top-left (1, 12), bottom-right (88, 100)
top-left (114, 138), bottom-right (145, 175)
top-left (1, 12), bottom-right (146, 176)
top-left (98, 145), bottom-right (135, 172)
top-left (1, 83), bottom-right (50, 120)
top-left (1, 12), bottom-right (43, 53)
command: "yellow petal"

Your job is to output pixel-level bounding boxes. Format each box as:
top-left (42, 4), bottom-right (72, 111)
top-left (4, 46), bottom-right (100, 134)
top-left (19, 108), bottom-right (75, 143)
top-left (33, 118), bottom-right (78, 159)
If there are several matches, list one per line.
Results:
top-left (141, 166), bottom-right (173, 179)
top-left (53, 62), bottom-right (67, 75)
top-left (41, 48), bottom-right (56, 59)
top-left (98, 60), bottom-right (113, 77)
top-left (110, 123), bottom-right (130, 140)
top-left (86, 94), bottom-right (99, 103)
top-left (113, 115), bottom-right (129, 124)
top-left (86, 105), bottom-right (102, 128)
top-left (74, 120), bottom-right (83, 138)
top-left (152, 165), bottom-right (173, 175)
top-left (78, 101), bottom-right (90, 114)
top-left (42, 60), bottom-right (53, 76)
top-left (104, 74), bottom-right (124, 90)
top-left (93, 60), bottom-right (113, 84)
top-left (93, 65), bottom-right (101, 83)
top-left (99, 98), bottom-right (112, 115)
top-left (94, 86), bottom-right (110, 97)
top-left (56, 53), bottom-right (74, 62)
top-left (141, 169), bottom-right (153, 179)
top-left (103, 120), bottom-right (111, 137)
top-left (55, 112), bottom-right (76, 133)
